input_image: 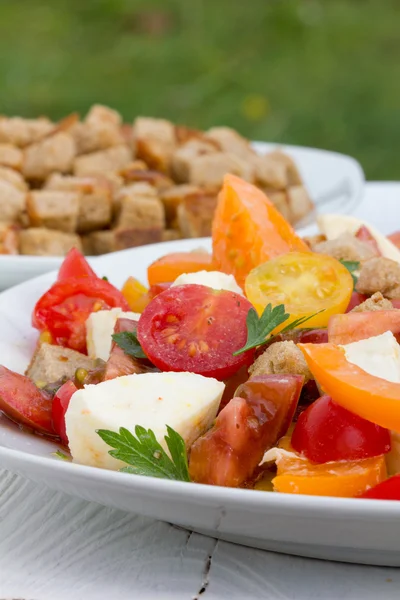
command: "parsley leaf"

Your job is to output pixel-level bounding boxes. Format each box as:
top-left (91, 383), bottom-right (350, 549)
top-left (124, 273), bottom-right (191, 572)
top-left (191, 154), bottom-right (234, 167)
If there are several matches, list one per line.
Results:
top-left (102, 276), bottom-right (109, 281)
top-left (340, 260), bottom-right (360, 286)
top-left (52, 450), bottom-right (71, 461)
top-left (233, 303), bottom-right (322, 355)
top-left (112, 331), bottom-right (147, 359)
top-left (97, 425), bottom-right (190, 482)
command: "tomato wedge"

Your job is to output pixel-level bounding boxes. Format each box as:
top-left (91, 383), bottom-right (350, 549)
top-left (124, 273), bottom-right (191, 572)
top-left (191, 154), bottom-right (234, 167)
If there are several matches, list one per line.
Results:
top-left (360, 474), bottom-right (400, 500)
top-left (52, 380), bottom-right (78, 444)
top-left (0, 366), bottom-right (54, 434)
top-left (147, 252), bottom-right (215, 287)
top-left (58, 248), bottom-right (97, 281)
top-left (245, 252), bottom-right (353, 328)
top-left (291, 395), bottom-right (390, 463)
top-left (345, 292), bottom-right (367, 313)
top-left (212, 174), bottom-right (309, 286)
top-left (104, 318), bottom-right (155, 381)
top-left (33, 278), bottom-right (129, 353)
top-left (121, 276), bottom-right (150, 313)
top-left (137, 284), bottom-right (254, 380)
top-left (299, 342), bottom-right (400, 431)
top-left (329, 310), bottom-right (400, 345)
top-left (355, 225), bottom-right (381, 256)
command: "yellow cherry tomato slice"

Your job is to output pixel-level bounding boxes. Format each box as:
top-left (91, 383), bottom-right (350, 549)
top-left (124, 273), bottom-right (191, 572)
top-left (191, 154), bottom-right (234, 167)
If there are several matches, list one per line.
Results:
top-left (245, 252), bottom-right (353, 328)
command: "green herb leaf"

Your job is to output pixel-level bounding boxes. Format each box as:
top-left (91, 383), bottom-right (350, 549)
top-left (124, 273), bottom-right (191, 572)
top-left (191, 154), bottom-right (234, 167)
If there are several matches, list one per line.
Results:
top-left (112, 331), bottom-right (147, 359)
top-left (102, 275), bottom-right (109, 281)
top-left (52, 450), bottom-right (71, 461)
top-left (340, 260), bottom-right (360, 286)
top-left (97, 425), bottom-right (190, 482)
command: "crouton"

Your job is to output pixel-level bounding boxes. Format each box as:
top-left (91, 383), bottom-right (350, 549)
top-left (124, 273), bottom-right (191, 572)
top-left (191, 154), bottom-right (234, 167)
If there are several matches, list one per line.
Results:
top-left (189, 153), bottom-right (254, 188)
top-left (356, 257), bottom-right (400, 299)
top-left (27, 190), bottom-right (79, 233)
top-left (302, 234), bottom-right (327, 249)
top-left (177, 190), bottom-right (218, 238)
top-left (132, 116), bottom-right (177, 172)
top-left (22, 132), bottom-right (76, 180)
top-left (0, 166), bottom-right (28, 191)
top-left (267, 150), bottom-right (303, 185)
top-left (45, 174), bottom-right (112, 233)
top-left (253, 154), bottom-right (289, 189)
top-left (171, 138), bottom-right (219, 182)
top-left (162, 229), bottom-right (181, 242)
top-left (70, 121), bottom-right (125, 155)
top-left (19, 228), bottom-right (82, 256)
top-left (26, 342), bottom-right (96, 385)
top-left (85, 104), bottom-right (122, 127)
top-left (115, 185), bottom-right (165, 231)
top-left (249, 341), bottom-right (312, 383)
top-left (286, 185), bottom-right (314, 225)
top-left (160, 184), bottom-right (201, 226)
top-left (119, 166), bottom-right (173, 191)
top-left (0, 144), bottom-right (23, 170)
top-left (175, 124), bottom-right (215, 146)
top-left (0, 223), bottom-right (19, 254)
top-left (0, 117), bottom-right (53, 147)
top-left (84, 230), bottom-right (115, 255)
top-left (0, 180), bottom-right (25, 223)
top-left (206, 126), bottom-right (256, 160)
top-left (114, 227), bottom-right (163, 250)
top-left (351, 292), bottom-right (394, 313)
top-left (313, 232), bottom-right (376, 263)
top-left (267, 190), bottom-right (291, 222)
top-left (73, 145), bottom-right (132, 177)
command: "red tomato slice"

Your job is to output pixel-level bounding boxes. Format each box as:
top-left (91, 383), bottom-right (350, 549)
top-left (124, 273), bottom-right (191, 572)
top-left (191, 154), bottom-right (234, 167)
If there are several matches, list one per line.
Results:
top-left (360, 474), bottom-right (400, 500)
top-left (58, 248), bottom-right (97, 281)
top-left (295, 329), bottom-right (329, 344)
top-left (392, 300), bottom-right (400, 310)
top-left (0, 366), bottom-right (54, 434)
top-left (52, 380), bottom-right (78, 444)
top-left (137, 284), bottom-right (255, 380)
top-left (345, 292), bottom-right (368, 313)
top-left (328, 310), bottom-right (400, 345)
top-left (291, 395), bottom-right (390, 463)
top-left (189, 374), bottom-right (303, 487)
top-left (33, 278), bottom-right (129, 353)
top-left (148, 282), bottom-right (172, 299)
top-left (355, 225), bottom-right (381, 255)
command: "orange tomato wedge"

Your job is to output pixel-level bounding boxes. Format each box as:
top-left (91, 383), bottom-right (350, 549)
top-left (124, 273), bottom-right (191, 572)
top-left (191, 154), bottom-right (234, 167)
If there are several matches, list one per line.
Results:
top-left (212, 174), bottom-right (310, 286)
top-left (147, 252), bottom-right (215, 286)
top-left (299, 342), bottom-right (400, 432)
top-left (121, 277), bottom-right (150, 313)
top-left (272, 452), bottom-right (387, 497)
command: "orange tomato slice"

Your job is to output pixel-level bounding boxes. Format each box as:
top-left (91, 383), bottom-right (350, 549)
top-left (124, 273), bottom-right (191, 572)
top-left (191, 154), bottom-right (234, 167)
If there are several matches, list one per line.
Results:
top-left (212, 174), bottom-right (309, 287)
top-left (121, 277), bottom-right (150, 313)
top-left (147, 252), bottom-right (215, 286)
top-left (299, 342), bottom-right (400, 432)
top-left (245, 252), bottom-right (353, 327)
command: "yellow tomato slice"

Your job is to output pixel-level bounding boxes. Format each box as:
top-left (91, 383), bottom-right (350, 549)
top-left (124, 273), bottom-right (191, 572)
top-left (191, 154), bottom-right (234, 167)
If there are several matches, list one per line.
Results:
top-left (121, 277), bottom-right (150, 313)
top-left (245, 252), bottom-right (353, 328)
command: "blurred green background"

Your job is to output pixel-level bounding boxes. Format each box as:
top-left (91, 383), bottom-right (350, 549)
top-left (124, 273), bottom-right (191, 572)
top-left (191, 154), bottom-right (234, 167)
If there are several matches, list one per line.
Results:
top-left (0, 0), bottom-right (398, 179)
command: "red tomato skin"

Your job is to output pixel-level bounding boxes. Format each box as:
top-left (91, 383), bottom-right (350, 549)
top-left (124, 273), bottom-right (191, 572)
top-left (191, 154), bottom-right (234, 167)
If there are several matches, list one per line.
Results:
top-left (355, 226), bottom-right (381, 255)
top-left (137, 284), bottom-right (255, 380)
top-left (392, 300), bottom-right (400, 310)
top-left (57, 248), bottom-right (97, 281)
top-left (328, 310), bottom-right (400, 345)
top-left (360, 474), bottom-right (400, 500)
top-left (148, 282), bottom-right (172, 299)
top-left (346, 292), bottom-right (368, 313)
top-left (189, 374), bottom-right (304, 487)
top-left (52, 380), bottom-right (78, 444)
top-left (295, 329), bottom-right (328, 344)
top-left (0, 366), bottom-right (54, 434)
top-left (291, 395), bottom-right (391, 464)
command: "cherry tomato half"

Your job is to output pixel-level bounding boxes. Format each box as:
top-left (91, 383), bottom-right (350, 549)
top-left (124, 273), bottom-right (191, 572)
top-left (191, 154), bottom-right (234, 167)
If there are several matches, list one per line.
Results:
top-left (137, 284), bottom-right (254, 380)
top-left (245, 252), bottom-right (353, 329)
top-left (58, 248), bottom-right (97, 281)
top-left (360, 474), bottom-right (400, 500)
top-left (291, 395), bottom-right (391, 464)
top-left (345, 292), bottom-right (367, 313)
top-left (52, 380), bottom-right (78, 445)
top-left (33, 278), bottom-right (129, 353)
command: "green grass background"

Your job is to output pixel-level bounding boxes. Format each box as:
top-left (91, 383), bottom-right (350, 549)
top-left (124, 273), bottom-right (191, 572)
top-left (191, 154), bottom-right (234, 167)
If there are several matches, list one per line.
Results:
top-left (0, 0), bottom-right (398, 180)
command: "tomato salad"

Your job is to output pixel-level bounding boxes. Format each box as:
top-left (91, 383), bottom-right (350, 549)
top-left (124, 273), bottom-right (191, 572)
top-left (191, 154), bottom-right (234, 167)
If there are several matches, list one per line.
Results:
top-left (2, 173), bottom-right (400, 501)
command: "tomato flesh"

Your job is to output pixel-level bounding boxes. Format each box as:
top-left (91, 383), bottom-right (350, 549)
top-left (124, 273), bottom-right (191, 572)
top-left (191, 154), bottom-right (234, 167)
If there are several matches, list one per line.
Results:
top-left (360, 474), bottom-right (400, 500)
top-left (291, 395), bottom-right (391, 463)
top-left (328, 310), bottom-right (400, 345)
top-left (346, 292), bottom-right (367, 313)
top-left (58, 248), bottom-right (97, 281)
top-left (52, 380), bottom-right (78, 444)
top-left (355, 225), bottom-right (381, 256)
top-left (147, 252), bottom-right (215, 287)
top-left (104, 318), bottom-right (156, 381)
top-left (137, 284), bottom-right (254, 380)
top-left (189, 374), bottom-right (303, 487)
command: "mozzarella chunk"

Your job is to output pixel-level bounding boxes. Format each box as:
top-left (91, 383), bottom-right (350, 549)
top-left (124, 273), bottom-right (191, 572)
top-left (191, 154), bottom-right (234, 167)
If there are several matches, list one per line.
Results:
top-left (66, 371), bottom-right (225, 470)
top-left (259, 446), bottom-right (301, 467)
top-left (86, 308), bottom-right (141, 361)
top-left (341, 331), bottom-right (400, 383)
top-left (171, 270), bottom-right (243, 295)
top-left (318, 214), bottom-right (400, 263)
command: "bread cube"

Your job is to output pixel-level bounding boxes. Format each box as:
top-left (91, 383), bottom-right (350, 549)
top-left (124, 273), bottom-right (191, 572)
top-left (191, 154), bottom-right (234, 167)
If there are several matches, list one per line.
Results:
top-left (171, 139), bottom-right (218, 182)
top-left (114, 227), bottom-right (163, 250)
top-left (286, 185), bottom-right (314, 224)
top-left (26, 343), bottom-right (95, 385)
top-left (0, 223), bottom-right (19, 254)
top-left (19, 228), bottom-right (82, 256)
top-left (267, 190), bottom-right (291, 222)
top-left (177, 190), bottom-right (218, 238)
top-left (0, 144), bottom-right (23, 170)
top-left (189, 152), bottom-right (254, 187)
top-left (115, 183), bottom-right (165, 230)
top-left (206, 126), bottom-right (255, 160)
top-left (22, 132), bottom-right (76, 180)
top-left (267, 151), bottom-right (303, 185)
top-left (85, 104), bottom-right (122, 127)
top-left (0, 180), bottom-right (26, 222)
top-left (83, 230), bottom-right (116, 255)
top-left (120, 165), bottom-right (173, 191)
top-left (132, 117), bottom-right (177, 172)
top-left (27, 190), bottom-right (80, 232)
top-left (0, 117), bottom-right (53, 147)
top-left (0, 166), bottom-right (27, 191)
top-left (253, 155), bottom-right (289, 190)
top-left (73, 145), bottom-right (132, 177)
top-left (160, 184), bottom-right (202, 227)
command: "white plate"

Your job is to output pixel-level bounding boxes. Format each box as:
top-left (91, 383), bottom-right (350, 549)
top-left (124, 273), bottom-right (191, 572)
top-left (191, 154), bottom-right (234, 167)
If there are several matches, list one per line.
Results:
top-left (0, 142), bottom-right (364, 291)
top-left (0, 236), bottom-right (399, 567)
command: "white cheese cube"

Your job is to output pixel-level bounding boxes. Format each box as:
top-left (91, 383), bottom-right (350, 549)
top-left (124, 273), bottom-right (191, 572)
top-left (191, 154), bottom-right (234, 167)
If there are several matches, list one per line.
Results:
top-left (86, 308), bottom-right (141, 361)
top-left (171, 270), bottom-right (243, 295)
top-left (341, 331), bottom-right (400, 383)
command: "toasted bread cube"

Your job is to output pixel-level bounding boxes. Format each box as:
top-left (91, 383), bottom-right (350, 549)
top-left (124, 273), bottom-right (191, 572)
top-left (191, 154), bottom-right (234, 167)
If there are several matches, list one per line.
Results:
top-left (115, 185), bottom-right (165, 231)
top-left (206, 127), bottom-right (255, 160)
top-left (71, 122), bottom-right (125, 155)
top-left (0, 144), bottom-right (23, 170)
top-left (86, 104), bottom-right (122, 127)
top-left (27, 190), bottom-right (79, 232)
top-left (160, 184), bottom-right (201, 226)
top-left (253, 155), bottom-right (289, 190)
top-left (114, 227), bottom-right (163, 250)
top-left (0, 223), bottom-right (19, 254)
top-left (0, 117), bottom-right (53, 147)
top-left (26, 343), bottom-right (95, 385)
top-left (19, 228), bottom-right (82, 256)
top-left (189, 152), bottom-right (254, 187)
top-left (120, 165), bottom-right (173, 191)
top-left (267, 151), bottom-right (303, 185)
top-left (266, 190), bottom-right (291, 222)
top-left (22, 132), bottom-right (76, 180)
top-left (73, 145), bottom-right (132, 177)
top-left (162, 229), bottom-right (181, 242)
top-left (132, 117), bottom-right (177, 172)
top-left (0, 180), bottom-right (26, 222)
top-left (0, 166), bottom-right (27, 191)
top-left (177, 190), bottom-right (218, 238)
top-left (45, 174), bottom-right (112, 233)
top-left (286, 185), bottom-right (314, 224)
top-left (171, 139), bottom-right (218, 182)
top-left (84, 230), bottom-right (116, 255)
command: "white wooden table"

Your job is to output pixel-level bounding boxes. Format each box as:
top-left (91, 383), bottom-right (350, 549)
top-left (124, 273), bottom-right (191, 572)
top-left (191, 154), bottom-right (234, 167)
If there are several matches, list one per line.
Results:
top-left (1, 182), bottom-right (400, 600)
